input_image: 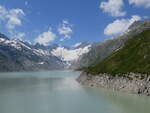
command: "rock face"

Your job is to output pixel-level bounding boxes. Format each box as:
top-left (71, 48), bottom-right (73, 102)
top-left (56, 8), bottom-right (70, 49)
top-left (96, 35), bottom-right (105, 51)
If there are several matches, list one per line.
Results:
top-left (77, 72), bottom-right (150, 96)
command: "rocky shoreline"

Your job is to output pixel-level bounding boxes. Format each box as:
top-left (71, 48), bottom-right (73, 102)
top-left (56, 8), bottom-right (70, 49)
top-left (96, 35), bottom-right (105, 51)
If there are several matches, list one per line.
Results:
top-left (77, 72), bottom-right (150, 96)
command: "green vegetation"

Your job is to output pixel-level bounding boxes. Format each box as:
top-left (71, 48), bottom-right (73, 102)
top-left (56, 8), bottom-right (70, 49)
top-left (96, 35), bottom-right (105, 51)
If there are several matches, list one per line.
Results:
top-left (83, 29), bottom-right (150, 75)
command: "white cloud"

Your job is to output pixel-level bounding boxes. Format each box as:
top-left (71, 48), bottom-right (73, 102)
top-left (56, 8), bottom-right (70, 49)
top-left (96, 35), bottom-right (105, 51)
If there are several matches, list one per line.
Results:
top-left (58, 20), bottom-right (73, 41)
top-left (100, 0), bottom-right (126, 17)
top-left (0, 6), bottom-right (7, 20)
top-left (129, 0), bottom-right (150, 8)
top-left (0, 5), bottom-right (25, 30)
top-left (73, 42), bottom-right (82, 48)
top-left (34, 28), bottom-right (56, 45)
top-left (51, 45), bottom-right (91, 61)
top-left (104, 15), bottom-right (141, 35)
top-left (6, 9), bottom-right (25, 30)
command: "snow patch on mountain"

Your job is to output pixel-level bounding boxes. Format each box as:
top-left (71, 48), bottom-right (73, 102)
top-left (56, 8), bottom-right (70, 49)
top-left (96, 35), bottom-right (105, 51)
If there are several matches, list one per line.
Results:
top-left (51, 45), bottom-right (91, 62)
top-left (33, 48), bottom-right (51, 56)
top-left (73, 42), bottom-right (82, 48)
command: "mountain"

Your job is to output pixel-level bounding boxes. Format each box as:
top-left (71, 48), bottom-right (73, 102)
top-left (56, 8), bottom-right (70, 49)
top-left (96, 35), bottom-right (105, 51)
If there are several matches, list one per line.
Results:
top-left (0, 35), bottom-right (66, 72)
top-left (74, 42), bottom-right (91, 49)
top-left (76, 20), bottom-right (150, 69)
top-left (83, 28), bottom-right (150, 75)
top-left (33, 43), bottom-right (59, 51)
top-left (0, 34), bottom-right (91, 71)
top-left (1, 20), bottom-right (149, 72)
top-left (51, 42), bottom-right (92, 68)
top-left (77, 20), bottom-right (150, 96)
top-left (0, 33), bottom-right (9, 40)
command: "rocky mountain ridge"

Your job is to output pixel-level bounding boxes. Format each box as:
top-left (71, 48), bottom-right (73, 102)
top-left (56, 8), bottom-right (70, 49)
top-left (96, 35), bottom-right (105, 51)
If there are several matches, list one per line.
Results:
top-left (0, 34), bottom-right (91, 71)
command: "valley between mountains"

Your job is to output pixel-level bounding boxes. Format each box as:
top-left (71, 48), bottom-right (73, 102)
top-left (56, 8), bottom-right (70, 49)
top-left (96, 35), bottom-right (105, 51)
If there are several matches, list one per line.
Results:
top-left (1, 20), bottom-right (150, 96)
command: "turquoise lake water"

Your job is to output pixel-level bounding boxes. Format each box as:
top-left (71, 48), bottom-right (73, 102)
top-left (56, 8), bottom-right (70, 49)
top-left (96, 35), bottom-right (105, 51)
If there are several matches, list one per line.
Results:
top-left (0, 70), bottom-right (149, 113)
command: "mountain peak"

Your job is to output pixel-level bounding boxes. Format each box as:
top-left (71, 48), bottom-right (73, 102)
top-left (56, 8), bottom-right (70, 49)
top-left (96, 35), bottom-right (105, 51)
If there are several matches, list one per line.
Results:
top-left (0, 33), bottom-right (9, 40)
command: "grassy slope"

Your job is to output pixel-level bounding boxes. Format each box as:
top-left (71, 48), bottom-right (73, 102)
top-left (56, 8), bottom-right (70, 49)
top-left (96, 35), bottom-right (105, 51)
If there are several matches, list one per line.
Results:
top-left (84, 29), bottom-right (150, 75)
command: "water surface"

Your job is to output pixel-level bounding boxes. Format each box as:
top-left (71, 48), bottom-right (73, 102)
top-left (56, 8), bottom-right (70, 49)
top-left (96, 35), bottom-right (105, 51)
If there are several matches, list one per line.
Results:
top-left (0, 70), bottom-right (149, 113)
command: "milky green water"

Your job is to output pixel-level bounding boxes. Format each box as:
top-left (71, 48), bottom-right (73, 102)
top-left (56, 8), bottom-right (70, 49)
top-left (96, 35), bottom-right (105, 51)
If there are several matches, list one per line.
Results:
top-left (0, 70), bottom-right (149, 113)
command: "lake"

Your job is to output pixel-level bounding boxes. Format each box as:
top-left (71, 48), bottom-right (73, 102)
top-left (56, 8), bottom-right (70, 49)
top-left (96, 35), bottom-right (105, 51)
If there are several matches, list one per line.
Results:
top-left (0, 70), bottom-right (149, 113)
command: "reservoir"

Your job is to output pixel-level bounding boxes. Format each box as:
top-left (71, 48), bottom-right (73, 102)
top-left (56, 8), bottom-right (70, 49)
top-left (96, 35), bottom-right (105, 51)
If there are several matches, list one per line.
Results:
top-left (0, 70), bottom-right (149, 113)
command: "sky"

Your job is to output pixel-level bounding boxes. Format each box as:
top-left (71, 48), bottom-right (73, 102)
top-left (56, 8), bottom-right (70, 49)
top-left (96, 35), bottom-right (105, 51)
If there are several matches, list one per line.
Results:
top-left (0, 0), bottom-right (149, 46)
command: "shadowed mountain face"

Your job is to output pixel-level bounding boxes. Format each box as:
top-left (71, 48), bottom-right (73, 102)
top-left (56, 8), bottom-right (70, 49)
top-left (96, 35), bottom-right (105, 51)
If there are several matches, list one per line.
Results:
top-left (76, 20), bottom-right (150, 69)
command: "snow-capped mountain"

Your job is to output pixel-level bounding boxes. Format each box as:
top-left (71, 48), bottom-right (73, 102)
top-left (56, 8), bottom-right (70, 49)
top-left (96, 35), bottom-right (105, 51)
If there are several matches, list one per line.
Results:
top-left (51, 43), bottom-right (91, 69)
top-left (51, 43), bottom-right (91, 62)
top-left (73, 42), bottom-right (91, 49)
top-left (0, 33), bottom-right (92, 71)
top-left (0, 34), bottom-right (67, 72)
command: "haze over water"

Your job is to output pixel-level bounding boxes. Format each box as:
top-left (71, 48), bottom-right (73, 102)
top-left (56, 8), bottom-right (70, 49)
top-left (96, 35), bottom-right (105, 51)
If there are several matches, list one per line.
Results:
top-left (0, 70), bottom-right (149, 113)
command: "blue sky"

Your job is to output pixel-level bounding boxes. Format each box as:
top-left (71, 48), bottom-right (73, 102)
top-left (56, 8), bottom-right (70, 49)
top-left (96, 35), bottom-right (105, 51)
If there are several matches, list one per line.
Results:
top-left (0, 0), bottom-right (149, 46)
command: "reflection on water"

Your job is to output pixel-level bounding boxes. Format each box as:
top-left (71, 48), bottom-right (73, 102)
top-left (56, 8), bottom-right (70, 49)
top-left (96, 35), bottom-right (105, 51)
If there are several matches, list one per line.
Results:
top-left (0, 70), bottom-right (149, 113)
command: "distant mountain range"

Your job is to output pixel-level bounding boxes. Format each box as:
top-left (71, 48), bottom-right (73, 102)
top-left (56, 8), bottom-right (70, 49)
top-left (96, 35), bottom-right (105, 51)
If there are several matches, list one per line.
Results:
top-left (0, 34), bottom-right (91, 72)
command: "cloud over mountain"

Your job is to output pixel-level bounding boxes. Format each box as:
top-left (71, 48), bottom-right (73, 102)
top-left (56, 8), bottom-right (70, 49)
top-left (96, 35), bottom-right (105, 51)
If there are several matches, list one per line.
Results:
top-left (104, 15), bottom-right (141, 35)
top-left (34, 28), bottom-right (56, 45)
top-left (58, 20), bottom-right (73, 41)
top-left (0, 5), bottom-right (25, 30)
